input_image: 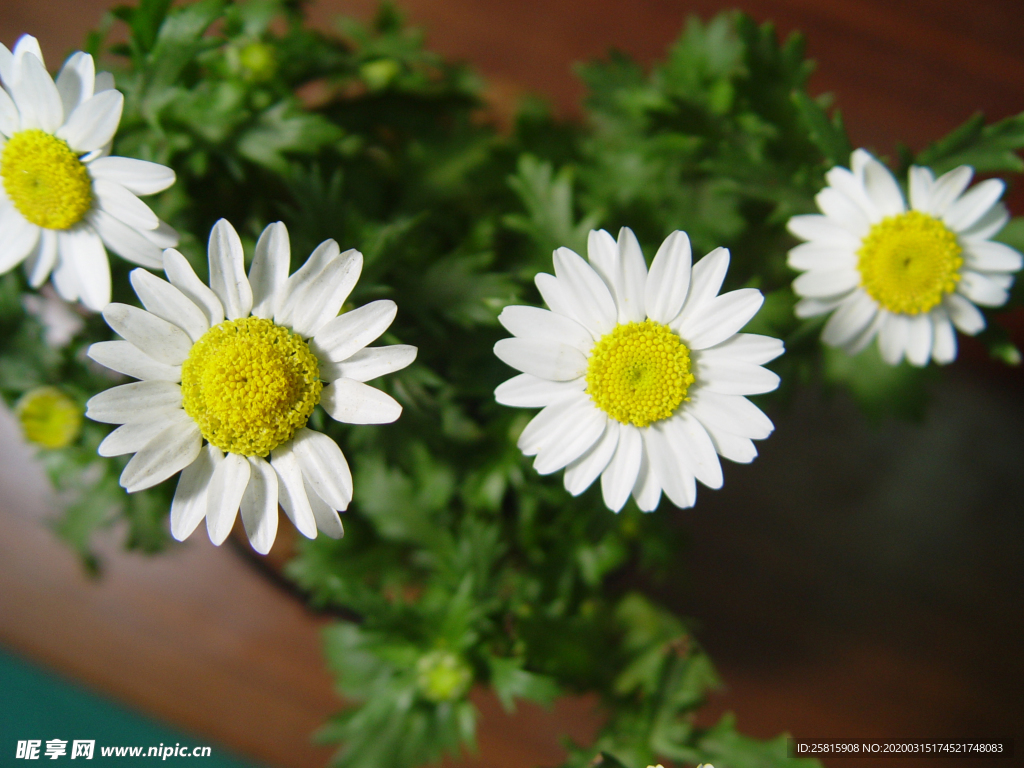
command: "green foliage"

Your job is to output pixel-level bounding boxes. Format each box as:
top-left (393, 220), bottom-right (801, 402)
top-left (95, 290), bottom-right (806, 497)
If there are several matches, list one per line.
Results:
top-left (8, 3), bottom-right (1022, 768)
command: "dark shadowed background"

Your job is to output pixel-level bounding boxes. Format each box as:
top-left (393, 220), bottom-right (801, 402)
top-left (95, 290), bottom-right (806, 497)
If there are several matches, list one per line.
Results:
top-left (0, 2), bottom-right (1022, 767)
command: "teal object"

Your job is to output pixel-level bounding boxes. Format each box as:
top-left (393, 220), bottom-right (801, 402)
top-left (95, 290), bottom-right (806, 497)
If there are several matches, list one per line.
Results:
top-left (0, 646), bottom-right (267, 766)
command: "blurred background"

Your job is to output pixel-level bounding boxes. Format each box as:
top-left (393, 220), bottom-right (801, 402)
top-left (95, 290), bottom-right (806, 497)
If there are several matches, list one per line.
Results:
top-left (0, 1), bottom-right (1022, 767)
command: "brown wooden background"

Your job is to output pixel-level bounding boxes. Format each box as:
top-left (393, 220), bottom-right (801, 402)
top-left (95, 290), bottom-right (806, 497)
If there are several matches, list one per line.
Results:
top-left (1, 2), bottom-right (1023, 768)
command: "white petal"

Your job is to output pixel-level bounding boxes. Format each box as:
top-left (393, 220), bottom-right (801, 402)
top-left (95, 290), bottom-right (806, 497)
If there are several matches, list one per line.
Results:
top-left (904, 313), bottom-right (933, 367)
top-left (0, 206), bottom-right (40, 273)
top-left (699, 420), bottom-right (758, 464)
top-left (587, 228), bottom-right (648, 324)
top-left (0, 85), bottom-right (20, 137)
top-left (98, 408), bottom-right (192, 457)
top-left (845, 309), bottom-right (885, 355)
top-left (943, 292), bottom-right (985, 335)
top-left (954, 270), bottom-right (1011, 307)
top-left (862, 157), bottom-right (906, 217)
top-left (688, 389), bottom-right (774, 440)
top-left (88, 156), bottom-right (175, 195)
top-left (907, 166), bottom-right (934, 213)
top-left (24, 228), bottom-right (57, 287)
top-left (291, 249), bottom-right (363, 338)
top-left (102, 303), bottom-right (193, 365)
top-left (321, 379), bottom-right (402, 424)
top-left (534, 272), bottom-right (577, 320)
top-left (270, 442), bottom-right (317, 539)
top-left (143, 219), bottom-right (178, 248)
top-left (877, 313), bottom-right (910, 365)
top-left (494, 373), bottom-right (586, 408)
top-left (303, 478), bottom-right (345, 539)
top-left (322, 344), bottom-right (417, 383)
top-left (958, 270), bottom-right (1008, 307)
top-left (87, 340), bottom-right (181, 382)
top-left (963, 240), bottom-right (1023, 273)
top-left (51, 252), bottom-right (79, 302)
top-left (170, 444), bottom-right (221, 541)
top-left (552, 247), bottom-right (617, 335)
top-left (631, 435), bottom-right (662, 512)
top-left (959, 202), bottom-right (1008, 242)
top-left (163, 248), bottom-right (224, 327)
top-left (820, 291), bottom-right (879, 347)
top-left (57, 90), bottom-right (123, 153)
top-left (130, 268), bottom-right (209, 342)
top-left (55, 52), bottom-right (95, 118)
top-left (10, 53), bottom-right (62, 132)
top-left (86, 380), bottom-right (182, 424)
top-left (564, 419), bottom-right (619, 496)
top-left (12, 36), bottom-right (45, 73)
top-left (644, 230), bottom-right (692, 324)
top-left (493, 337), bottom-right (587, 381)
top-left (787, 215), bottom-right (861, 248)
top-left (794, 295), bottom-right (845, 318)
top-left (791, 265), bottom-right (860, 299)
top-left (311, 300), bottom-right (397, 361)
top-left (207, 219), bottom-right (252, 320)
top-left (532, 401), bottom-right (606, 475)
top-left (668, 413), bottom-right (723, 490)
top-left (672, 247), bottom-right (730, 331)
top-left (291, 427), bottom-right (353, 511)
top-left (645, 421), bottom-right (696, 509)
top-left (944, 179), bottom-right (1005, 232)
top-left (824, 165), bottom-right (877, 221)
top-left (931, 308), bottom-right (958, 364)
top-left (498, 305), bottom-right (593, 353)
top-left (88, 209), bottom-right (163, 269)
top-left (678, 288), bottom-right (765, 350)
top-left (927, 166), bottom-right (973, 217)
top-left (240, 457), bottom-right (280, 555)
top-left (248, 221), bottom-right (290, 319)
top-left (516, 394), bottom-right (593, 457)
top-left (273, 239), bottom-right (339, 327)
top-left (815, 187), bottom-right (870, 237)
top-left (119, 419), bottom-right (202, 493)
top-left (700, 333), bottom-right (784, 366)
top-left (59, 226), bottom-right (111, 311)
top-left (205, 452), bottom-right (251, 545)
top-left (600, 423), bottom-right (642, 512)
top-left (695, 357), bottom-right (780, 396)
top-left (787, 242), bottom-right (856, 272)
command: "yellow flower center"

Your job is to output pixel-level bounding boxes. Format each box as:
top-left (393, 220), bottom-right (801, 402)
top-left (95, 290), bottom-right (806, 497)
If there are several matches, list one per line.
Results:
top-left (857, 210), bottom-right (963, 315)
top-left (1, 130), bottom-right (94, 230)
top-left (181, 317), bottom-right (322, 457)
top-left (15, 386), bottom-right (83, 449)
top-left (585, 320), bottom-right (694, 428)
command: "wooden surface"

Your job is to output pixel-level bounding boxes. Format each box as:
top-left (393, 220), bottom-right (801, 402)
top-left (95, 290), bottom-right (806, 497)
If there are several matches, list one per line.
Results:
top-left (1, 2), bottom-right (1023, 768)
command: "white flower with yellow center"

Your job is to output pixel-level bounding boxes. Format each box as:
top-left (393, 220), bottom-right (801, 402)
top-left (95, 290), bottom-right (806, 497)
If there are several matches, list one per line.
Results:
top-left (0, 35), bottom-right (178, 311)
top-left (494, 228), bottom-right (783, 512)
top-left (788, 148), bottom-right (1022, 366)
top-left (85, 219), bottom-right (417, 553)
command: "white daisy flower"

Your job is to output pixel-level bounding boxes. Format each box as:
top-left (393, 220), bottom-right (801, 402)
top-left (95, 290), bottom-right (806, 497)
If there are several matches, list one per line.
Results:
top-left (788, 148), bottom-right (1023, 366)
top-left (85, 219), bottom-right (417, 553)
top-left (493, 228), bottom-right (783, 513)
top-left (0, 34), bottom-right (178, 311)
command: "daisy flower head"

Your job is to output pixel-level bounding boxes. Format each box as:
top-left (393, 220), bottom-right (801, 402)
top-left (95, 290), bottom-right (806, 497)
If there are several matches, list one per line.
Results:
top-left (494, 228), bottom-right (783, 513)
top-left (85, 219), bottom-right (417, 553)
top-left (0, 34), bottom-right (178, 311)
top-left (788, 149), bottom-right (1023, 366)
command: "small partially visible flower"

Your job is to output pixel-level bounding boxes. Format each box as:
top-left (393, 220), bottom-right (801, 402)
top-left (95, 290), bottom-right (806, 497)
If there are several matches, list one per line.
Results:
top-left (416, 650), bottom-right (473, 703)
top-left (788, 149), bottom-right (1022, 366)
top-left (16, 386), bottom-right (82, 448)
top-left (494, 228), bottom-right (782, 513)
top-left (0, 34), bottom-right (178, 311)
top-left (85, 219), bottom-right (417, 553)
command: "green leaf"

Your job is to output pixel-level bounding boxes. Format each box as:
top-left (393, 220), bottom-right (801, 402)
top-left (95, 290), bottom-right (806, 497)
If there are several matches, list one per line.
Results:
top-left (487, 655), bottom-right (560, 712)
top-left (236, 102), bottom-right (344, 172)
top-left (791, 90), bottom-right (852, 166)
top-left (916, 111), bottom-right (1024, 174)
